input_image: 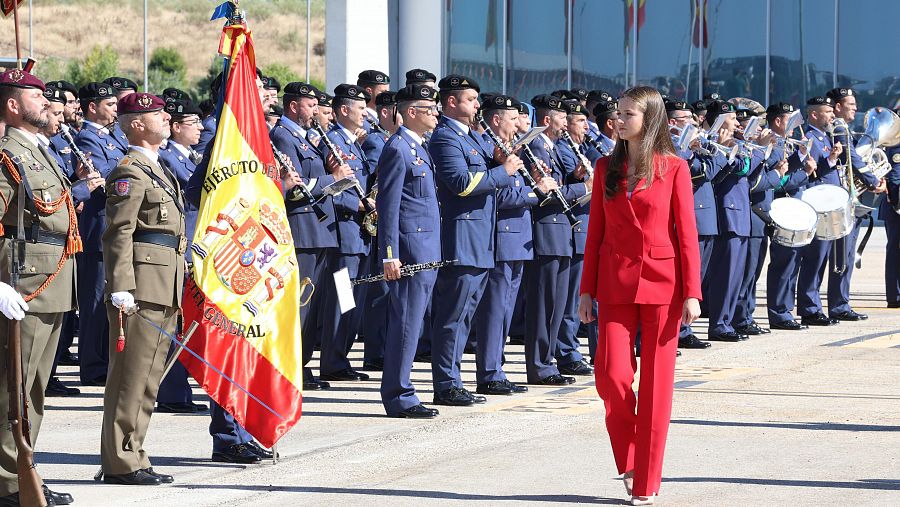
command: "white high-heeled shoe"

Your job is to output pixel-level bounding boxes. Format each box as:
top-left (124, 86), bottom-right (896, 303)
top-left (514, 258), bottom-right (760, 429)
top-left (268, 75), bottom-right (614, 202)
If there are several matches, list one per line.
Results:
top-left (631, 494), bottom-right (656, 505)
top-left (622, 471), bottom-right (634, 496)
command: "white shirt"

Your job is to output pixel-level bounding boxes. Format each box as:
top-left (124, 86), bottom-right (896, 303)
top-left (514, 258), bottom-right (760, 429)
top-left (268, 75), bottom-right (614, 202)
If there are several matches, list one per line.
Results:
top-left (339, 124), bottom-right (358, 143)
top-left (83, 120), bottom-right (110, 136)
top-left (444, 115), bottom-right (470, 135)
top-left (169, 140), bottom-right (191, 160)
top-left (129, 145), bottom-right (159, 165)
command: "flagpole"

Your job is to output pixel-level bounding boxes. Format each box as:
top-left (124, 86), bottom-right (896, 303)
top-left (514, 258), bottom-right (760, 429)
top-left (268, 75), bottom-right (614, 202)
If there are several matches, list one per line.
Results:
top-left (143, 0), bottom-right (148, 91)
top-left (27, 0), bottom-right (32, 59)
top-left (306, 0), bottom-right (311, 83)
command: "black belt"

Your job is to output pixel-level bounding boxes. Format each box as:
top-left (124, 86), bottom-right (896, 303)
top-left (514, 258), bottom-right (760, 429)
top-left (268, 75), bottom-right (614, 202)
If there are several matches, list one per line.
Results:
top-left (2, 227), bottom-right (68, 247)
top-left (134, 231), bottom-right (186, 253)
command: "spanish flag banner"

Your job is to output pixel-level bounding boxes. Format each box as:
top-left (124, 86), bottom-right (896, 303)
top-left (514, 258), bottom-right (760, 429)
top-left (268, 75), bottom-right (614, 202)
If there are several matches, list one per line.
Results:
top-left (180, 19), bottom-right (303, 448)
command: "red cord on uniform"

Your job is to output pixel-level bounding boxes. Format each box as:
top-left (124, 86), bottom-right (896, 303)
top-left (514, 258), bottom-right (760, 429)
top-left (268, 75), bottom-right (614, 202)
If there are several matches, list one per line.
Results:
top-left (116, 309), bottom-right (126, 352)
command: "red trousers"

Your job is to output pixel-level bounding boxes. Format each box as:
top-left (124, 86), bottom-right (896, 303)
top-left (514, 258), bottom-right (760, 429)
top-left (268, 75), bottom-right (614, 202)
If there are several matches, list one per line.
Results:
top-left (595, 302), bottom-right (681, 497)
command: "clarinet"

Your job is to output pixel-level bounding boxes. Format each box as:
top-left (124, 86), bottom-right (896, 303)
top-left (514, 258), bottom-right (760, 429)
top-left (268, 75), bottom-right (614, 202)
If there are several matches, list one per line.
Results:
top-left (366, 113), bottom-right (391, 138)
top-left (520, 143), bottom-right (582, 228)
top-left (583, 134), bottom-right (610, 157)
top-left (270, 141), bottom-right (329, 222)
top-left (352, 259), bottom-right (457, 285)
top-left (560, 131), bottom-right (594, 178)
top-left (310, 119), bottom-right (375, 215)
top-left (59, 124), bottom-right (94, 175)
top-left (478, 118), bottom-right (551, 206)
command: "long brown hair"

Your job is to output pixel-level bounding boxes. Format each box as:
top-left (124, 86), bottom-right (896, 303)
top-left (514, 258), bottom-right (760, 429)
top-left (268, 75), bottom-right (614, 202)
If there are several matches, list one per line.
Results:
top-left (604, 86), bottom-right (676, 199)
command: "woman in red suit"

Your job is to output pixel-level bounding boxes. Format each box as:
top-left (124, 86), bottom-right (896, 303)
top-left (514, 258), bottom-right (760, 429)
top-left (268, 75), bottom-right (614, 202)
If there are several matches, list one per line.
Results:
top-left (578, 86), bottom-right (701, 505)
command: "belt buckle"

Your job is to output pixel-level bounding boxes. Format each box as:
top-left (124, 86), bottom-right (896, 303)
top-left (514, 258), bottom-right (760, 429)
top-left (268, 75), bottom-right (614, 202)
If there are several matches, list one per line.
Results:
top-left (178, 235), bottom-right (187, 255)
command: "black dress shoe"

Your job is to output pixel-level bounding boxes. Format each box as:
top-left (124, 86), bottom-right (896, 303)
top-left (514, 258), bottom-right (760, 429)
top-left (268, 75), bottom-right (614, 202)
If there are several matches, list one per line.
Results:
top-left (0, 491), bottom-right (56, 507)
top-left (81, 376), bottom-right (107, 387)
top-left (476, 380), bottom-right (514, 395)
top-left (708, 331), bottom-right (749, 342)
top-left (558, 359), bottom-right (594, 376)
top-left (433, 387), bottom-right (475, 406)
top-left (801, 312), bottom-right (838, 326)
top-left (141, 467), bottom-right (173, 483)
top-left (394, 404), bottom-right (439, 419)
top-left (531, 374), bottom-right (575, 386)
top-left (363, 358), bottom-right (384, 371)
top-left (104, 469), bottom-right (162, 485)
top-left (303, 377), bottom-right (331, 390)
top-left (460, 388), bottom-right (486, 404)
top-left (770, 320), bottom-right (808, 330)
top-left (321, 369), bottom-right (370, 381)
top-left (831, 310), bottom-right (868, 321)
top-left (243, 441), bottom-right (277, 460)
top-left (735, 322), bottom-right (769, 335)
top-left (413, 353), bottom-right (432, 363)
top-left (507, 335), bottom-right (525, 346)
top-left (46, 377), bottom-right (81, 397)
top-left (678, 334), bottom-right (711, 349)
top-left (212, 444), bottom-right (262, 464)
top-left (58, 351), bottom-right (79, 366)
top-left (43, 485), bottom-right (73, 505)
top-left (500, 379), bottom-right (528, 393)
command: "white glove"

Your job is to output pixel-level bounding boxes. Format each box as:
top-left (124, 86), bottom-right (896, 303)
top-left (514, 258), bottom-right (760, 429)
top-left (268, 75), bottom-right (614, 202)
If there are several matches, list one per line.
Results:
top-left (0, 282), bottom-right (28, 320)
top-left (111, 291), bottom-right (136, 312)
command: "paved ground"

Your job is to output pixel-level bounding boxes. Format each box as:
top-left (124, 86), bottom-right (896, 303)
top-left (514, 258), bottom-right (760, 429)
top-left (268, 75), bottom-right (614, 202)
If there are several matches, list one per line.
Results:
top-left (34, 230), bottom-right (900, 506)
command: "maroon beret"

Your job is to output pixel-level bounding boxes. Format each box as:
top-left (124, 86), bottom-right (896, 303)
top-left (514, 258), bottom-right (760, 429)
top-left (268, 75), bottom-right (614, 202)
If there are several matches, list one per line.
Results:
top-left (0, 69), bottom-right (46, 92)
top-left (117, 92), bottom-right (166, 114)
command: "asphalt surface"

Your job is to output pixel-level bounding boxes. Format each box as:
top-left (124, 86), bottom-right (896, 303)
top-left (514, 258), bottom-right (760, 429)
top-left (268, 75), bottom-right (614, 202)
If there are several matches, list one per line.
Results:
top-left (33, 230), bottom-right (900, 506)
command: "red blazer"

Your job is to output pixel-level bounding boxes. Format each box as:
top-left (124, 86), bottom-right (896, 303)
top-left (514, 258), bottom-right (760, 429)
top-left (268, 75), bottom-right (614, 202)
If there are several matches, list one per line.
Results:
top-left (580, 154), bottom-right (701, 306)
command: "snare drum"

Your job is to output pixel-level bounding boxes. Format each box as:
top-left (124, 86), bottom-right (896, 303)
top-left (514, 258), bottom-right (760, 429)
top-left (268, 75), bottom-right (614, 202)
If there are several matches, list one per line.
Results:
top-left (800, 184), bottom-right (854, 240)
top-left (768, 197), bottom-right (818, 247)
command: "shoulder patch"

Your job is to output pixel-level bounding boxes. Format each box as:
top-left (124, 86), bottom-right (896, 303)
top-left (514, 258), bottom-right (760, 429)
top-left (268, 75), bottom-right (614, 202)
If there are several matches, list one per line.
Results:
top-left (114, 179), bottom-right (130, 196)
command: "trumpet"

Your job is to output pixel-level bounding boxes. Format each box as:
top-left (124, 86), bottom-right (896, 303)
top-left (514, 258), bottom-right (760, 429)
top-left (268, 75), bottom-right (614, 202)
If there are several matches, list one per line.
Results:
top-left (670, 123), bottom-right (739, 163)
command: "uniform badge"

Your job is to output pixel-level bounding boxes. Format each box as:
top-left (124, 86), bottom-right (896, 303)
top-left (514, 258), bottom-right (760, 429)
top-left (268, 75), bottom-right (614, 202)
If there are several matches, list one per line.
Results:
top-left (115, 179), bottom-right (130, 195)
top-left (107, 143), bottom-right (116, 150)
top-left (300, 143), bottom-right (309, 151)
top-left (414, 157), bottom-right (424, 166)
top-left (515, 179), bottom-right (520, 187)
top-left (60, 147), bottom-right (72, 154)
top-left (470, 148), bottom-right (478, 156)
top-left (160, 206), bottom-right (168, 222)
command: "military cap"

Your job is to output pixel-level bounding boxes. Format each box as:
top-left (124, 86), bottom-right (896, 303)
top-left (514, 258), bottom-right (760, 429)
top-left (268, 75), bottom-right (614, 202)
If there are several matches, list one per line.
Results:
top-left (438, 74), bottom-right (480, 93)
top-left (735, 108), bottom-right (752, 121)
top-left (530, 94), bottom-right (566, 113)
top-left (268, 105), bottom-right (284, 117)
top-left (570, 88), bottom-right (589, 100)
top-left (161, 87), bottom-right (190, 102)
top-left (707, 100), bottom-right (736, 115)
top-left (357, 69), bottom-right (390, 85)
top-left (551, 89), bottom-right (579, 101)
top-left (79, 82), bottom-right (115, 101)
top-left (103, 76), bottom-right (138, 92)
top-left (766, 102), bottom-right (796, 116)
top-left (262, 76), bottom-right (281, 92)
top-left (587, 90), bottom-right (613, 104)
top-left (593, 99), bottom-right (619, 119)
top-left (692, 100), bottom-right (709, 113)
top-left (396, 84), bottom-right (439, 103)
top-left (317, 91), bottom-right (333, 107)
top-left (704, 92), bottom-right (722, 101)
top-left (283, 82), bottom-right (319, 100)
top-left (164, 98), bottom-right (201, 117)
top-left (375, 91), bottom-right (398, 108)
top-left (405, 68), bottom-right (437, 85)
top-left (806, 96), bottom-right (834, 106)
top-left (333, 83), bottom-right (370, 102)
top-left (665, 100), bottom-right (692, 113)
top-left (825, 87), bottom-right (854, 102)
top-left (42, 87), bottom-right (66, 105)
top-left (481, 94), bottom-right (517, 111)
top-left (117, 92), bottom-right (166, 114)
top-left (563, 99), bottom-right (588, 116)
top-left (0, 69), bottom-right (45, 91)
top-left (514, 99), bottom-right (529, 116)
top-left (45, 80), bottom-right (77, 97)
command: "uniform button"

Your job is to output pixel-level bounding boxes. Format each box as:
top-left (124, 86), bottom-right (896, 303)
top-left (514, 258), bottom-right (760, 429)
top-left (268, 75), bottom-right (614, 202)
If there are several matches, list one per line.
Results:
top-left (505, 225), bottom-right (509, 231)
top-left (145, 255), bottom-right (151, 261)
top-left (729, 204), bottom-right (735, 208)
top-left (30, 266), bottom-right (36, 273)
top-left (303, 207), bottom-right (308, 211)
top-left (553, 217), bottom-right (557, 222)
top-left (699, 204), bottom-right (704, 208)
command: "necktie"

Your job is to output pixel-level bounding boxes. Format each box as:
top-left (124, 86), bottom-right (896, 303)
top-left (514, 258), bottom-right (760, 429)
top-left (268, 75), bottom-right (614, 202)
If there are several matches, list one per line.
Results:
top-left (189, 148), bottom-right (202, 164)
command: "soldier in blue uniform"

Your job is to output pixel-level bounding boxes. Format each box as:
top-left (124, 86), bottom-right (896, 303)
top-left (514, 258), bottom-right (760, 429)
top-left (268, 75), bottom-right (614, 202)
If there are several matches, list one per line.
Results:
top-left (377, 84), bottom-right (443, 418)
top-left (524, 94), bottom-right (590, 385)
top-left (405, 68), bottom-right (437, 88)
top-left (361, 91), bottom-right (401, 163)
top-left (585, 90), bottom-right (613, 142)
top-left (733, 107), bottom-right (788, 336)
top-left (766, 103), bottom-right (819, 330)
top-left (471, 94), bottom-right (550, 395)
top-left (704, 100), bottom-right (763, 342)
top-left (665, 99), bottom-right (715, 349)
top-left (75, 82), bottom-right (128, 386)
top-left (428, 75), bottom-right (522, 405)
top-left (155, 98), bottom-right (209, 414)
top-left (825, 87), bottom-right (882, 321)
top-left (193, 73), bottom-right (223, 154)
top-left (103, 76), bottom-right (138, 99)
top-left (553, 100), bottom-right (595, 376)
top-left (797, 96), bottom-right (845, 327)
top-left (271, 82), bottom-right (354, 389)
top-left (883, 141), bottom-right (900, 308)
top-left (357, 70), bottom-right (390, 135)
top-left (318, 83), bottom-right (375, 382)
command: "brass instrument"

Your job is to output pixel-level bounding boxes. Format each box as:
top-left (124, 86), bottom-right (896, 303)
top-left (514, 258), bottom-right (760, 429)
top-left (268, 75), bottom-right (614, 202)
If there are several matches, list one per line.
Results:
top-left (361, 183), bottom-right (378, 236)
top-left (270, 141), bottom-right (329, 222)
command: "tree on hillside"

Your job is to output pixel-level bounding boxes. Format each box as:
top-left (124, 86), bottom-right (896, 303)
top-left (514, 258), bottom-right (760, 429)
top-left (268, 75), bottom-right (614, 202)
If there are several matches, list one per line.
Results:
top-left (67, 45), bottom-right (119, 87)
